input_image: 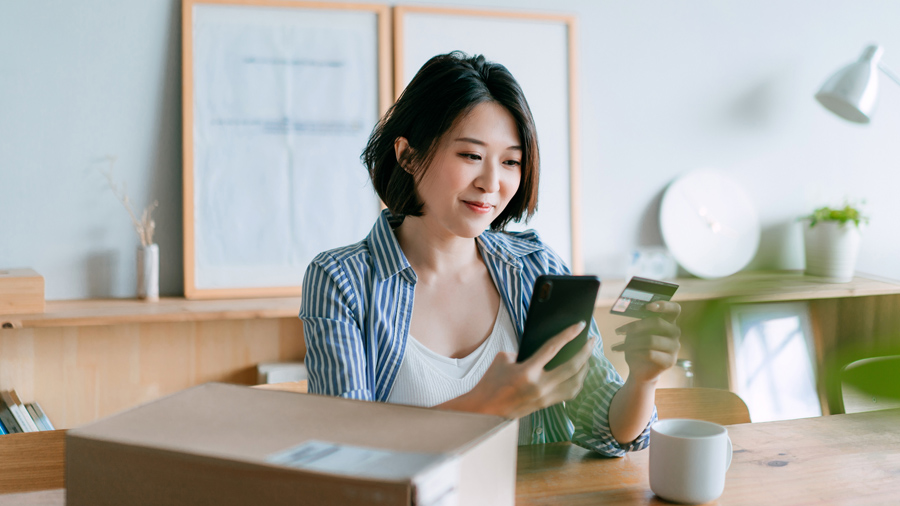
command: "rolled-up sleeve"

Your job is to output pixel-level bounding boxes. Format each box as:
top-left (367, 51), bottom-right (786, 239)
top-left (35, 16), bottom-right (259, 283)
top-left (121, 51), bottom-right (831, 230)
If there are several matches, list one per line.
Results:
top-left (565, 319), bottom-right (657, 457)
top-left (299, 255), bottom-right (372, 401)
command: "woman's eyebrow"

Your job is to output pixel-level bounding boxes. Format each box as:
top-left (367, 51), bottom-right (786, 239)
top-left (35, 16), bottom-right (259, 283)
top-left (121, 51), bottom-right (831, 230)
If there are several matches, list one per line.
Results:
top-left (454, 137), bottom-right (522, 151)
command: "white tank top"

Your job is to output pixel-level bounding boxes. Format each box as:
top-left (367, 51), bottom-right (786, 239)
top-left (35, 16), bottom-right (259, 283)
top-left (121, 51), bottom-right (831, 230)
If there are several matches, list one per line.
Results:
top-left (386, 303), bottom-right (532, 443)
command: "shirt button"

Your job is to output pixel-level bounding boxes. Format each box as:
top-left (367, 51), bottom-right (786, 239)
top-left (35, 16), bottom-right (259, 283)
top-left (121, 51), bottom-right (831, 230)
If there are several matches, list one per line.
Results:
top-left (535, 427), bottom-right (543, 436)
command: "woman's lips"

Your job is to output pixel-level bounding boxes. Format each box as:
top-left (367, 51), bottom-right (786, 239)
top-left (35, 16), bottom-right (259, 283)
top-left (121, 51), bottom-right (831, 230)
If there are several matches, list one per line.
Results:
top-left (463, 200), bottom-right (493, 214)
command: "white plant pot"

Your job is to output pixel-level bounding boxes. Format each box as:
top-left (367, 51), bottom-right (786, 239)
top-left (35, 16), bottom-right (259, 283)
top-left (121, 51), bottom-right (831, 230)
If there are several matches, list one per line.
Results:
top-left (137, 244), bottom-right (159, 301)
top-left (803, 221), bottom-right (861, 282)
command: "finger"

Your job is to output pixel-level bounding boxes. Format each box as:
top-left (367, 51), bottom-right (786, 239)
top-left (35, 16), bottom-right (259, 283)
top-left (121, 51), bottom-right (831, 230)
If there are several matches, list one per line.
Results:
top-left (615, 334), bottom-right (681, 354)
top-left (545, 336), bottom-right (596, 382)
top-left (627, 348), bottom-right (680, 370)
top-left (492, 351), bottom-right (517, 365)
top-left (553, 356), bottom-right (592, 402)
top-left (615, 317), bottom-right (681, 339)
top-left (647, 301), bottom-right (681, 323)
top-left (526, 321), bottom-right (587, 368)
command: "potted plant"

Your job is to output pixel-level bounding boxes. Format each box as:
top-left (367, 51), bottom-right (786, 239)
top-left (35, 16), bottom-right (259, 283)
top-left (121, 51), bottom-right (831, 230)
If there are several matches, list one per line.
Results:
top-left (801, 202), bottom-right (868, 282)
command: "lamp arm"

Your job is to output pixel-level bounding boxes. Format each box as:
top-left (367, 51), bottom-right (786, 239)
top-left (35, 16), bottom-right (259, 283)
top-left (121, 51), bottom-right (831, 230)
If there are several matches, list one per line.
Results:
top-left (879, 62), bottom-right (900, 87)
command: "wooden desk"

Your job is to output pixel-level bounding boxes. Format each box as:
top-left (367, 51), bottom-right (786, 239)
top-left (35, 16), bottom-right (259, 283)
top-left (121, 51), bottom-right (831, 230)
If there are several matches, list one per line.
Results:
top-left (593, 272), bottom-right (900, 411)
top-left (517, 408), bottom-right (900, 505)
top-left (3, 409), bottom-right (898, 505)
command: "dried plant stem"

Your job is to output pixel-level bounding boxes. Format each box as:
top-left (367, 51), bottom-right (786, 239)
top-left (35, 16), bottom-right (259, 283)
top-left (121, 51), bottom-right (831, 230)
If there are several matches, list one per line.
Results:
top-left (100, 156), bottom-right (159, 247)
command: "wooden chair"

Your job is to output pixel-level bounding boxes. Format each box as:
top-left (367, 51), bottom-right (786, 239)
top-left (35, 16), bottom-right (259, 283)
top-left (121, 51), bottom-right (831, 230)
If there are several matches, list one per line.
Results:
top-left (252, 380), bottom-right (308, 394)
top-left (655, 387), bottom-right (751, 425)
top-left (838, 355), bottom-right (900, 414)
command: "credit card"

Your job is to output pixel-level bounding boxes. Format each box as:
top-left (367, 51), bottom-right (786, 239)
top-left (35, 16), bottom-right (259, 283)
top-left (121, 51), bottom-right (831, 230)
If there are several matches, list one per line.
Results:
top-left (609, 276), bottom-right (679, 319)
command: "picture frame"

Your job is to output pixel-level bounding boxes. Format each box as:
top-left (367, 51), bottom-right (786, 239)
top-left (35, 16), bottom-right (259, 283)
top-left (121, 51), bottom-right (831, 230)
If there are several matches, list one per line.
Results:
top-left (182, 0), bottom-right (391, 299)
top-left (393, 5), bottom-right (583, 272)
top-left (726, 302), bottom-right (823, 422)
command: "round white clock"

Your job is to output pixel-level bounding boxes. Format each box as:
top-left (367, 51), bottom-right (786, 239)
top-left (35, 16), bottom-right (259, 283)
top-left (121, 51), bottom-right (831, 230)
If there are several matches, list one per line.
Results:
top-left (659, 168), bottom-right (760, 279)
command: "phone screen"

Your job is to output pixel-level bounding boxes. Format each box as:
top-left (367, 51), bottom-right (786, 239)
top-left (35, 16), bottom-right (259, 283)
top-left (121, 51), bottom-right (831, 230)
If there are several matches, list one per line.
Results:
top-left (517, 275), bottom-right (600, 370)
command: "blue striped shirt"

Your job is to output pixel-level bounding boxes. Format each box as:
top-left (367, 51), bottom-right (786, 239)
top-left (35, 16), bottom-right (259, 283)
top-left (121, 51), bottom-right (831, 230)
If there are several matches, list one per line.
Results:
top-left (299, 209), bottom-right (655, 456)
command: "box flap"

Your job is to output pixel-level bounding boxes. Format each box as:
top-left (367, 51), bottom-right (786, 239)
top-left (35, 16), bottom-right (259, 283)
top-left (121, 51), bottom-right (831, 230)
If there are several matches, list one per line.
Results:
top-left (68, 383), bottom-right (512, 473)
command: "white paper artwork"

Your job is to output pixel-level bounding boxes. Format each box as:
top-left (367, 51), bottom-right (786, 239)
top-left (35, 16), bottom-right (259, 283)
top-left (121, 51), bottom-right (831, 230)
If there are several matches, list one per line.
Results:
top-left (400, 13), bottom-right (573, 265)
top-left (192, 5), bottom-right (381, 289)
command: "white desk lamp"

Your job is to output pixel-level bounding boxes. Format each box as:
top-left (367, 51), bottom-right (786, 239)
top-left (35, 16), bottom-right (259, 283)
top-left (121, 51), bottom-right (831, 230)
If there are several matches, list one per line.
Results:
top-left (815, 44), bottom-right (900, 123)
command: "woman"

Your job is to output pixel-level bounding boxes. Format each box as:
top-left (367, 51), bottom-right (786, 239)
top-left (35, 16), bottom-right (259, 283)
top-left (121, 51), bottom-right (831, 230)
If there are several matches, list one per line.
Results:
top-left (299, 52), bottom-right (681, 457)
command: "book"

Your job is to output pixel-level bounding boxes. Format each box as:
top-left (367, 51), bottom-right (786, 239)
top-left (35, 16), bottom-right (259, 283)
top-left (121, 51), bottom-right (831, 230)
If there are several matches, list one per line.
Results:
top-left (9, 390), bottom-right (41, 432)
top-left (0, 416), bottom-right (8, 435)
top-left (29, 402), bottom-right (55, 431)
top-left (26, 403), bottom-right (47, 431)
top-left (1, 390), bottom-right (39, 432)
top-left (10, 390), bottom-right (40, 432)
top-left (0, 392), bottom-right (23, 433)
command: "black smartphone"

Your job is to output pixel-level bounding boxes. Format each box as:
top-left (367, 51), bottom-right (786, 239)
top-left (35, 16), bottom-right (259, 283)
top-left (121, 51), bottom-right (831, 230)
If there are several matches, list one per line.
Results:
top-left (516, 274), bottom-right (601, 370)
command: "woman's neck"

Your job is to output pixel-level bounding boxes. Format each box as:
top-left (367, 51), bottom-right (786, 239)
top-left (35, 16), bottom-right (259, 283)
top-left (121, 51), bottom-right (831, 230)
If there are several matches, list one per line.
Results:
top-left (394, 216), bottom-right (482, 280)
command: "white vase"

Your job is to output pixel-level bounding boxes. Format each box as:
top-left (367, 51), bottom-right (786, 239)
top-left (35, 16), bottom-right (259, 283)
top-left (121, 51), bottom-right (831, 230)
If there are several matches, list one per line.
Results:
top-left (137, 244), bottom-right (159, 301)
top-left (803, 221), bottom-right (861, 282)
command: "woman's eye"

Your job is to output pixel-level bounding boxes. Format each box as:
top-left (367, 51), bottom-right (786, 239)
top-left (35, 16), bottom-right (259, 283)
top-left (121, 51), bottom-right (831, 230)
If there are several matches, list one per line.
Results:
top-left (460, 153), bottom-right (482, 161)
top-left (504, 160), bottom-right (522, 167)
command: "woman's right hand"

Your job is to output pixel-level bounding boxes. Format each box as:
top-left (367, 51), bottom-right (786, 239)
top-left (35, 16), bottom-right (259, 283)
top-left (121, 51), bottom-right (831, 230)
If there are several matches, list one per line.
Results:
top-left (453, 321), bottom-right (595, 419)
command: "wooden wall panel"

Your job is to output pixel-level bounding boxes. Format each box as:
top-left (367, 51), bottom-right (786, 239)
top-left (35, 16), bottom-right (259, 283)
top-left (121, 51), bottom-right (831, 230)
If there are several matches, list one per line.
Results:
top-left (0, 318), bottom-right (304, 429)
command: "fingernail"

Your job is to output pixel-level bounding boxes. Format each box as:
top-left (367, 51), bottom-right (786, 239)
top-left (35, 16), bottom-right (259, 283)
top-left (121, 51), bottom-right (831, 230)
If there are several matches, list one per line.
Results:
top-left (578, 321), bottom-right (587, 330)
top-left (615, 327), bottom-right (626, 335)
top-left (649, 302), bottom-right (660, 310)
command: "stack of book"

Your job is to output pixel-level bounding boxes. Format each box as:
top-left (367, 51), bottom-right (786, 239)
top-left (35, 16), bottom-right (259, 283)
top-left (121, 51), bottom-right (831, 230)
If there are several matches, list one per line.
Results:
top-left (0, 389), bottom-right (55, 434)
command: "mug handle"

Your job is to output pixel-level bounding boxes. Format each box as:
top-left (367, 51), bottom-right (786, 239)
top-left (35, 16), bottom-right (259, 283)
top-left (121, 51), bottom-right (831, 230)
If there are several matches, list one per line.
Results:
top-left (725, 435), bottom-right (733, 471)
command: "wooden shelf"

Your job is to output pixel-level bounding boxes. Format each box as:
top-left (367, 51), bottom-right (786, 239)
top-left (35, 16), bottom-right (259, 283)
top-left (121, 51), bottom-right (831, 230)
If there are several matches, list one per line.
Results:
top-left (595, 270), bottom-right (900, 308)
top-left (1, 297), bottom-right (302, 329)
top-left (3, 271), bottom-right (899, 329)
top-left (0, 430), bottom-right (66, 494)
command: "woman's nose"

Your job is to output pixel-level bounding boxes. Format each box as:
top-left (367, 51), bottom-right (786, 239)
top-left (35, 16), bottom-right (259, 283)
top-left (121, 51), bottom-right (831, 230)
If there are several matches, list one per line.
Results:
top-left (475, 162), bottom-right (501, 192)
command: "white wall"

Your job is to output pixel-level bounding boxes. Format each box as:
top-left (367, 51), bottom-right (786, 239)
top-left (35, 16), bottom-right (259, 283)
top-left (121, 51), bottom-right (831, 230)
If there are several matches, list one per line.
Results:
top-left (2, 0), bottom-right (899, 299)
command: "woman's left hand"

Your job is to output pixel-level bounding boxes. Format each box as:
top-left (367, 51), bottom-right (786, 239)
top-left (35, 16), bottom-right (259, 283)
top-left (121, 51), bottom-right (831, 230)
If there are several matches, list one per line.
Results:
top-left (612, 301), bottom-right (682, 384)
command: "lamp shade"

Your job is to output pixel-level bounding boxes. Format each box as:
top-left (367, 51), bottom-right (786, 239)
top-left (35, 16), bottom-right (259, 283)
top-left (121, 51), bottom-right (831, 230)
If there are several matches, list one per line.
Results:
top-left (815, 45), bottom-right (883, 123)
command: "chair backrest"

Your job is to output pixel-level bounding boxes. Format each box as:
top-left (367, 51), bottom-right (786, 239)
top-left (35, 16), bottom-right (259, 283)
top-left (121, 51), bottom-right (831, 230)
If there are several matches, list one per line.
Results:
top-left (840, 355), bottom-right (900, 414)
top-left (251, 380), bottom-right (309, 394)
top-left (655, 387), bottom-right (751, 425)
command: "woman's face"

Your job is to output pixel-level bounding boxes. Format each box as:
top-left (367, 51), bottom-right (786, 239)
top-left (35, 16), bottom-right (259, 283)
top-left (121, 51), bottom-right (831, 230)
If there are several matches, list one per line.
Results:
top-left (412, 101), bottom-right (522, 239)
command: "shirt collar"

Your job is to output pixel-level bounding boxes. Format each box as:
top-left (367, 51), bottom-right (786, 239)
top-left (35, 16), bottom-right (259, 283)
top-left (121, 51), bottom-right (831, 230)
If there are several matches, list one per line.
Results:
top-left (366, 208), bottom-right (412, 281)
top-left (477, 227), bottom-right (543, 267)
top-left (366, 208), bottom-right (543, 278)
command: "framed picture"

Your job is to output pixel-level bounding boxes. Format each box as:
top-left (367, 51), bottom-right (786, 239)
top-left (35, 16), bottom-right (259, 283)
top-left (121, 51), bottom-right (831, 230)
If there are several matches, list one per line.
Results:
top-left (727, 302), bottom-right (823, 422)
top-left (182, 0), bottom-right (390, 299)
top-left (393, 6), bottom-right (583, 272)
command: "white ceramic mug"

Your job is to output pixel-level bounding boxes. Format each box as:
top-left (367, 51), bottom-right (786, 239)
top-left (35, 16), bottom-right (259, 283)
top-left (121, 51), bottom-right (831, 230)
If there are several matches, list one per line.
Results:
top-left (649, 419), bottom-right (733, 504)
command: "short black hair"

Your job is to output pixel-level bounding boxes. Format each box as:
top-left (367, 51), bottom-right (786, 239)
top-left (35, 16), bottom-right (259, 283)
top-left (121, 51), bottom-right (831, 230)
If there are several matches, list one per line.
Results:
top-left (362, 51), bottom-right (539, 231)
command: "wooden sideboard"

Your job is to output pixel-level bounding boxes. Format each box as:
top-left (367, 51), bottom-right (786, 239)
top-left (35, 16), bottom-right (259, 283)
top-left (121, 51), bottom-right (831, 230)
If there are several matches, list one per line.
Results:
top-left (0, 298), bottom-right (305, 429)
top-left (3, 270), bottom-right (900, 430)
top-left (594, 271), bottom-right (900, 413)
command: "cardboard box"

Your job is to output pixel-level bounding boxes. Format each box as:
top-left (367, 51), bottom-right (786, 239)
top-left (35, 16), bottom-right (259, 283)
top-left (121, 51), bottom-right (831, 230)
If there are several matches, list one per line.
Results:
top-left (0, 268), bottom-right (44, 315)
top-left (66, 383), bottom-right (517, 506)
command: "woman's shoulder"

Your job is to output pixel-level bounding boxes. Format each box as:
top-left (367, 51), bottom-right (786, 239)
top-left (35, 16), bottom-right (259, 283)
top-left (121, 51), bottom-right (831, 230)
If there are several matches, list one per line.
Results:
top-left (482, 227), bottom-right (544, 249)
top-left (308, 238), bottom-right (372, 272)
top-left (480, 228), bottom-right (571, 275)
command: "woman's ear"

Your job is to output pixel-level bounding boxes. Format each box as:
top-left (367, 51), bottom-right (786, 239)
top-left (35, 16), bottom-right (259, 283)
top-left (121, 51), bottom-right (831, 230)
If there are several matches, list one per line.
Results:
top-left (393, 137), bottom-right (413, 174)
